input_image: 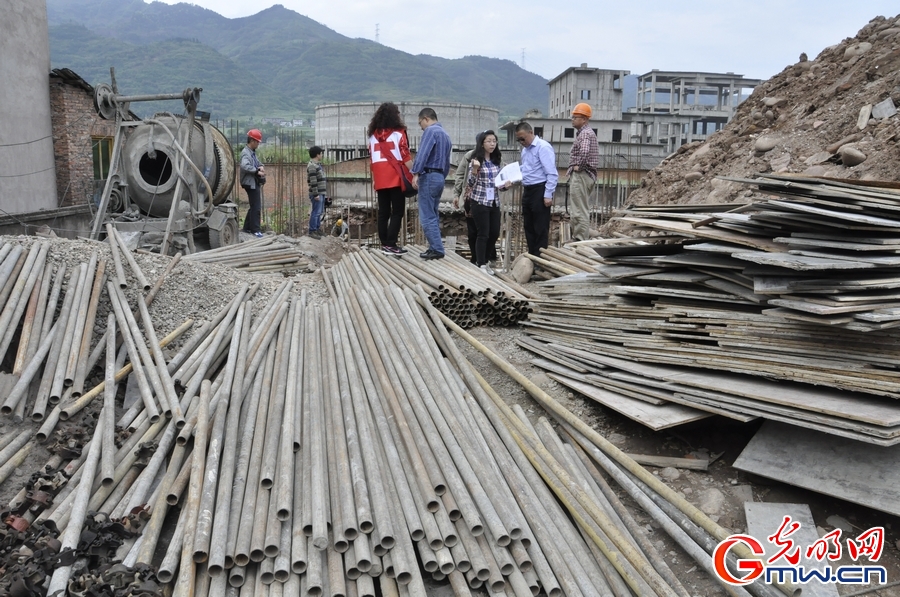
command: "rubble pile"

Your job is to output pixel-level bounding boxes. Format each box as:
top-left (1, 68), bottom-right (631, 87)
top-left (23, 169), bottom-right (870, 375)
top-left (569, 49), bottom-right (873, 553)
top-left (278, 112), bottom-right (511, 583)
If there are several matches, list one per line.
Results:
top-left (625, 13), bottom-right (900, 211)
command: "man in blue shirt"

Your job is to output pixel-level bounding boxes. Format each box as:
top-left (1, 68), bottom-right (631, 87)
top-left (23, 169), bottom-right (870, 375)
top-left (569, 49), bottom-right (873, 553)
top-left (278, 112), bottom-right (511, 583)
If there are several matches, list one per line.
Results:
top-left (411, 108), bottom-right (452, 260)
top-left (515, 122), bottom-right (558, 256)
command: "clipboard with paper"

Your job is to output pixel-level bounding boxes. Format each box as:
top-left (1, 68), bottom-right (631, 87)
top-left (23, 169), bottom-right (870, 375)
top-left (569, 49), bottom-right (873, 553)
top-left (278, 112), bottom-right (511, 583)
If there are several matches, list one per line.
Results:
top-left (494, 162), bottom-right (522, 187)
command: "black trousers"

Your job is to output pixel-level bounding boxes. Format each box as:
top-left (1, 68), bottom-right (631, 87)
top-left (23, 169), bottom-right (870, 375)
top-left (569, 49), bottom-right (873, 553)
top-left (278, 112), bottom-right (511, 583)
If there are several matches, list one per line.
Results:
top-left (471, 202), bottom-right (500, 266)
top-left (522, 183), bottom-right (550, 256)
top-left (377, 186), bottom-right (406, 247)
top-left (242, 184), bottom-right (261, 233)
top-left (465, 214), bottom-right (477, 263)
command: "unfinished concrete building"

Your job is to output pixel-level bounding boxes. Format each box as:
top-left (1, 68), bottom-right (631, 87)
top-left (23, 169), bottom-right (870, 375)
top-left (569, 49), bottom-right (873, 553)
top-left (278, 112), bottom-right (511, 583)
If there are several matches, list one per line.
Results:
top-left (547, 64), bottom-right (629, 120)
top-left (632, 70), bottom-right (762, 140)
top-left (509, 64), bottom-right (695, 159)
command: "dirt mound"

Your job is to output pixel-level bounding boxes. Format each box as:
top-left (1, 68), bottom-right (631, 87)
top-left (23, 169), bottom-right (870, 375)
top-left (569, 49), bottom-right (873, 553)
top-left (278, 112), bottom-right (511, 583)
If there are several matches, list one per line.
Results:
top-left (627, 13), bottom-right (900, 209)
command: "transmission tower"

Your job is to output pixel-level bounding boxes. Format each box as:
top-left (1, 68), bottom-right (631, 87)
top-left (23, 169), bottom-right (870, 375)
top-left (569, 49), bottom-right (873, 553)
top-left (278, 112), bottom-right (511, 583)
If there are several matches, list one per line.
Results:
top-left (376, 24), bottom-right (380, 44)
top-left (521, 48), bottom-right (526, 70)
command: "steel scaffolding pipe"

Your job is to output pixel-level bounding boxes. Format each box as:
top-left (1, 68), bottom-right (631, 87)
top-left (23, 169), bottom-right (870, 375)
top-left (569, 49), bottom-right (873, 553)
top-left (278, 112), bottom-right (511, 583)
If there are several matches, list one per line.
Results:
top-left (47, 264), bottom-right (86, 405)
top-left (59, 318), bottom-right (193, 422)
top-left (333, 307), bottom-right (394, 550)
top-left (63, 252), bottom-right (98, 390)
top-left (110, 225), bottom-right (151, 290)
top-left (208, 301), bottom-right (254, 576)
top-left (71, 258), bottom-right (106, 396)
top-left (226, 342), bottom-right (272, 569)
top-left (106, 281), bottom-right (159, 422)
top-left (175, 382), bottom-right (211, 597)
top-left (234, 321), bottom-right (284, 567)
top-left (101, 314), bottom-right (117, 487)
top-left (0, 241), bottom-right (48, 364)
top-left (45, 418), bottom-right (104, 596)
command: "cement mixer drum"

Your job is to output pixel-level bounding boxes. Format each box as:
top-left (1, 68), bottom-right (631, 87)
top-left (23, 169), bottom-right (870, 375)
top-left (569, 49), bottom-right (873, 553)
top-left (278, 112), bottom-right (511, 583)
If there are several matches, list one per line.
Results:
top-left (121, 115), bottom-right (234, 218)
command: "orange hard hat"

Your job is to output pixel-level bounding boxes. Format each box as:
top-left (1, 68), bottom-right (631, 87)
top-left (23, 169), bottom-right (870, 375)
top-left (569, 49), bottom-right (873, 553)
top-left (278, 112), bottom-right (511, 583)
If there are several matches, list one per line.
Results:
top-left (572, 103), bottom-right (592, 119)
top-left (247, 129), bottom-right (263, 142)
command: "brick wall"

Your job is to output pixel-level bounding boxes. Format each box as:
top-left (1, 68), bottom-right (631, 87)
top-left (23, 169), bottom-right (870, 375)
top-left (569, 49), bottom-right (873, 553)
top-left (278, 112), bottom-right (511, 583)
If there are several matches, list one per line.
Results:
top-left (49, 80), bottom-right (116, 207)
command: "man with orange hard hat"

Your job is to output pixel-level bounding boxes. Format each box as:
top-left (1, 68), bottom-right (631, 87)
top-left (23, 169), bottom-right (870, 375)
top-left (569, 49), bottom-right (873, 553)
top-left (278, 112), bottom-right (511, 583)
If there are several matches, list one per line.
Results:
top-left (240, 129), bottom-right (266, 238)
top-left (567, 103), bottom-right (598, 241)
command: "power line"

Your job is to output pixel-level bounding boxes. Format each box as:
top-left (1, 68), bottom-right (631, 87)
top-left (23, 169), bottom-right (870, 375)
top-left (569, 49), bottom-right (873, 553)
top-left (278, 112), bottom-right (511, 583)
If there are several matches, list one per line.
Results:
top-left (0, 134), bottom-right (53, 148)
top-left (0, 165), bottom-right (57, 178)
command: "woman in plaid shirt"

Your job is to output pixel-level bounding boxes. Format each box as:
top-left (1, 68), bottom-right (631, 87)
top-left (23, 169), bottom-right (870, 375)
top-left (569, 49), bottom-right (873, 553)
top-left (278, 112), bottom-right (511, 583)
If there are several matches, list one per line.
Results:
top-left (465, 130), bottom-right (511, 276)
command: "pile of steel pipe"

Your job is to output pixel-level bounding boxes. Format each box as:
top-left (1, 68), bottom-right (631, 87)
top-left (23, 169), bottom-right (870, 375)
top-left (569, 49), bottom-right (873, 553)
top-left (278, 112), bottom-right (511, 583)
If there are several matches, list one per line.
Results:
top-left (0, 241), bottom-right (105, 425)
top-left (0, 239), bottom-right (194, 530)
top-left (539, 245), bottom-right (603, 274)
top-left (430, 303), bottom-right (796, 597)
top-left (183, 236), bottom-right (310, 273)
top-left (506, 244), bottom-right (605, 282)
top-left (325, 246), bottom-right (533, 328)
top-left (1, 237), bottom-right (761, 596)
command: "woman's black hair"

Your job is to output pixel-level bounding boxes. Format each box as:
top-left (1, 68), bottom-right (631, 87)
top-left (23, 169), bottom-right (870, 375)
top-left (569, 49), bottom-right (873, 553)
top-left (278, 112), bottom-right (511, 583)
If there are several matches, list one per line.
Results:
top-left (473, 130), bottom-right (501, 166)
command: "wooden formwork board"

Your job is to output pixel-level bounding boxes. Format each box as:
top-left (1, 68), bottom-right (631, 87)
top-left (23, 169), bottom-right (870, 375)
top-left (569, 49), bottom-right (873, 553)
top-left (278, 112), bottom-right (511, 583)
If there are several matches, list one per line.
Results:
top-left (733, 421), bottom-right (900, 517)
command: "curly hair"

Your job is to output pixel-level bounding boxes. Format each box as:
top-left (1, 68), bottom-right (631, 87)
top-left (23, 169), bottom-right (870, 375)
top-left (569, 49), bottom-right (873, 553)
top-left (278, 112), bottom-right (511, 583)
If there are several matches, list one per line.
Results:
top-left (367, 102), bottom-right (407, 137)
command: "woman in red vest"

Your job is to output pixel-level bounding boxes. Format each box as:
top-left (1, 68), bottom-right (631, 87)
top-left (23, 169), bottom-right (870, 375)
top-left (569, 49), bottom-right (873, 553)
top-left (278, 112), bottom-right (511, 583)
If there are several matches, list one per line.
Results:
top-left (368, 102), bottom-right (413, 255)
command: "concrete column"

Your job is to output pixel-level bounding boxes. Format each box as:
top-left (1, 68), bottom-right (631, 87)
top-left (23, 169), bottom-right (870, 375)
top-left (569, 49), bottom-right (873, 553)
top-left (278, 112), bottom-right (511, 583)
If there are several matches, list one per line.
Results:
top-left (729, 82), bottom-right (737, 118)
top-left (1, 0), bottom-right (58, 214)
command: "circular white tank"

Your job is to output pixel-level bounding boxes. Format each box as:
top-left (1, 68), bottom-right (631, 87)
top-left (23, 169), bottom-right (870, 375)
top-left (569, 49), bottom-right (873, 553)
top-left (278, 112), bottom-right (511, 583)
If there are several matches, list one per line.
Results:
top-left (315, 102), bottom-right (499, 148)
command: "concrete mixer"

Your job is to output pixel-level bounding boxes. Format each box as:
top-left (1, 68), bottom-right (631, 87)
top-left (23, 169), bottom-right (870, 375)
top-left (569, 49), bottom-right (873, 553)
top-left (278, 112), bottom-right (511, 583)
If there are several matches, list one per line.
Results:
top-left (89, 76), bottom-right (239, 255)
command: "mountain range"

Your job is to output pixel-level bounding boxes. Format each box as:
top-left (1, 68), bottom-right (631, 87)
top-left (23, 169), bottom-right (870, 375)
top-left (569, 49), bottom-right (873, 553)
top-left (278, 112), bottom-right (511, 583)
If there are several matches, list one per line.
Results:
top-left (46, 0), bottom-right (551, 122)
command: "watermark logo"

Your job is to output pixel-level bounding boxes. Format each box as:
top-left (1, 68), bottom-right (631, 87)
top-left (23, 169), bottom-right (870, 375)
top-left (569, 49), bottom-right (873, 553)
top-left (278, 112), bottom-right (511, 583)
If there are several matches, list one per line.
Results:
top-left (712, 516), bottom-right (886, 586)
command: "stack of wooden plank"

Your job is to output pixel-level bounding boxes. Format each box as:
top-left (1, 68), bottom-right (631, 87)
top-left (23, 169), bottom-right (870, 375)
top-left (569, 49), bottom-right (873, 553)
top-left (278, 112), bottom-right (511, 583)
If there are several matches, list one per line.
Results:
top-left (518, 175), bottom-right (900, 442)
top-left (615, 175), bottom-right (900, 331)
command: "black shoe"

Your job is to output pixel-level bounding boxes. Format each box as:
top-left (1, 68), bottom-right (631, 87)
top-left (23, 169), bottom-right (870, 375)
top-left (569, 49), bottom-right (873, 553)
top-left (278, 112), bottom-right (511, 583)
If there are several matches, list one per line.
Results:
top-left (421, 249), bottom-right (445, 260)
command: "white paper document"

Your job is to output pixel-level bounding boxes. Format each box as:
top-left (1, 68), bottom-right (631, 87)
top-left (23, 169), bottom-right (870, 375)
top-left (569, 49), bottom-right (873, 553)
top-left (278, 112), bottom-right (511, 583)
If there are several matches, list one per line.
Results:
top-left (495, 162), bottom-right (522, 187)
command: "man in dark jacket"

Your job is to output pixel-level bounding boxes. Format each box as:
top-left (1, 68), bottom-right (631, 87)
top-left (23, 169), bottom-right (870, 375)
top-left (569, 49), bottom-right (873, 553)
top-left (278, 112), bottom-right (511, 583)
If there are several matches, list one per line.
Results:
top-left (240, 129), bottom-right (266, 237)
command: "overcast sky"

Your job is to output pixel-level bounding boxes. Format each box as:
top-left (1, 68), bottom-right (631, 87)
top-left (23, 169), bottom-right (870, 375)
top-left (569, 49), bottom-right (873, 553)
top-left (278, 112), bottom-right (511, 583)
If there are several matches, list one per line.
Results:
top-left (156, 0), bottom-right (898, 81)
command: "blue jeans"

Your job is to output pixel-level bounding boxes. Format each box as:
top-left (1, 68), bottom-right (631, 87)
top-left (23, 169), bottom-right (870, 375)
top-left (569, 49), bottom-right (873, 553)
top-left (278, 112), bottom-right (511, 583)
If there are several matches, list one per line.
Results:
top-left (309, 194), bottom-right (324, 232)
top-left (417, 172), bottom-right (444, 253)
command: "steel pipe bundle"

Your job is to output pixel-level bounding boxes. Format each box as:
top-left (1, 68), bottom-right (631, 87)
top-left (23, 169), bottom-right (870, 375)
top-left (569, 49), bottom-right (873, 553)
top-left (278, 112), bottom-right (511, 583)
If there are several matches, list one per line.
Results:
top-left (426, 294), bottom-right (797, 597)
top-left (183, 236), bottom-right (310, 273)
top-left (326, 247), bottom-right (532, 329)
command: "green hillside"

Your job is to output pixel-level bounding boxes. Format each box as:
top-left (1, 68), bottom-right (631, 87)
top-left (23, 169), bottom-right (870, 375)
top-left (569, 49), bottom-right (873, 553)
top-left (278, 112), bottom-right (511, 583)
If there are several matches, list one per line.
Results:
top-left (46, 0), bottom-right (548, 121)
top-left (49, 24), bottom-right (304, 119)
